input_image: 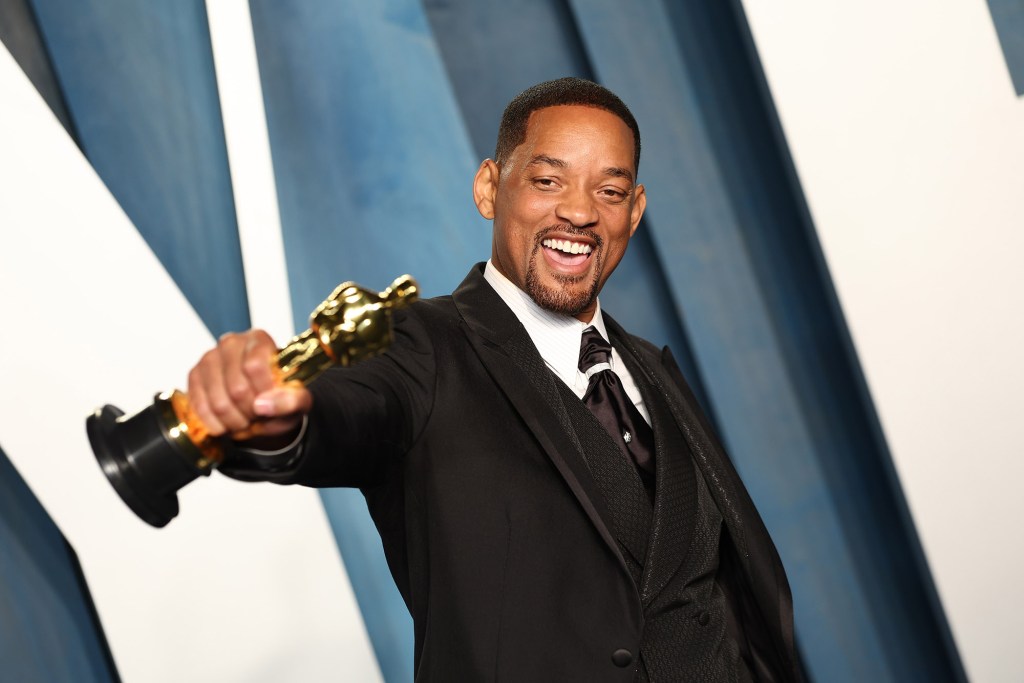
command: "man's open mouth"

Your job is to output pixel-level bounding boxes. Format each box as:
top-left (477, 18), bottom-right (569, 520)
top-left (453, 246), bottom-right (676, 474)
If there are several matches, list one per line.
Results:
top-left (541, 238), bottom-right (593, 267)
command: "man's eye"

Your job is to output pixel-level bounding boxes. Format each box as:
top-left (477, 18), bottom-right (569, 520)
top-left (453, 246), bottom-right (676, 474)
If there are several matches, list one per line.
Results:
top-left (601, 188), bottom-right (627, 200)
top-left (533, 178), bottom-right (558, 189)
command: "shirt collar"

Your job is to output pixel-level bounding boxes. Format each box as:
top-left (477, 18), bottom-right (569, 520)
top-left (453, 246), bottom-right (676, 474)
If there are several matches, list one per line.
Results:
top-left (483, 259), bottom-right (610, 376)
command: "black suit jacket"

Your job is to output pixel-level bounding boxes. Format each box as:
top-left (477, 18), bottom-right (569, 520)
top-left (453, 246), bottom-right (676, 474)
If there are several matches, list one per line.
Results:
top-left (226, 264), bottom-right (800, 682)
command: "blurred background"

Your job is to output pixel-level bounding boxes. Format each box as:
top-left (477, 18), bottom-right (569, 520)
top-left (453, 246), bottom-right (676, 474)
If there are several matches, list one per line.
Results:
top-left (1, 0), bottom-right (1021, 681)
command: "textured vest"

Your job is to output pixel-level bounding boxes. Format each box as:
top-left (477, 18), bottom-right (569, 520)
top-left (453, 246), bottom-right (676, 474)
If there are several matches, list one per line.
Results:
top-left (553, 344), bottom-right (751, 683)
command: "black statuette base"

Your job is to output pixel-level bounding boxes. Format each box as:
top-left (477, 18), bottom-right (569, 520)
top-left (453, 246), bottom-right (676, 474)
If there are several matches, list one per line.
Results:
top-left (87, 402), bottom-right (207, 528)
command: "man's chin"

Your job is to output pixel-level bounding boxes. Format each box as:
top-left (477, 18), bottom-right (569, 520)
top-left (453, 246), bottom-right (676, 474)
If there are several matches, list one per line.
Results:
top-left (526, 279), bottom-right (596, 318)
top-left (524, 248), bottom-right (602, 317)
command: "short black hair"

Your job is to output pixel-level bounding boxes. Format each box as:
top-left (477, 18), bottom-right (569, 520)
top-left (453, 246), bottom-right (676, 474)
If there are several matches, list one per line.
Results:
top-left (495, 77), bottom-right (641, 175)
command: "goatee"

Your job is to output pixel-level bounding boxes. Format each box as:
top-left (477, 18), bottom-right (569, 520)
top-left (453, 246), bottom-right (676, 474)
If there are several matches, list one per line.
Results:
top-left (524, 226), bottom-right (604, 317)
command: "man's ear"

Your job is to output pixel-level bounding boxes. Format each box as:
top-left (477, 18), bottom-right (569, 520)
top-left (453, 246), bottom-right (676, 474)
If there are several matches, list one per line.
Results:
top-left (473, 159), bottom-right (500, 220)
top-left (629, 184), bottom-right (647, 237)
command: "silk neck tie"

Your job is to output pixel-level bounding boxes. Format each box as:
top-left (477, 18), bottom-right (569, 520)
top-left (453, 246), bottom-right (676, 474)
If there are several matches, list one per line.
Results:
top-left (578, 327), bottom-right (656, 495)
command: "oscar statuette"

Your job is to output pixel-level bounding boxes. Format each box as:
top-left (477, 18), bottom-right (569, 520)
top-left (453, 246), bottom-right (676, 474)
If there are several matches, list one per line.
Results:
top-left (86, 275), bottom-right (419, 528)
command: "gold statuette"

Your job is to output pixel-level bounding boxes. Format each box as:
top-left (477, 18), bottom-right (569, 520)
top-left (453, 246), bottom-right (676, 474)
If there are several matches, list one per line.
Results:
top-left (87, 275), bottom-right (419, 527)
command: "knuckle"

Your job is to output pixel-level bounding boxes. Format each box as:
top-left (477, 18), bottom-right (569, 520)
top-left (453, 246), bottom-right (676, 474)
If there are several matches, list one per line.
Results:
top-left (226, 381), bottom-right (251, 403)
top-left (246, 330), bottom-right (273, 351)
top-left (242, 355), bottom-right (268, 377)
top-left (218, 333), bottom-right (244, 354)
top-left (208, 396), bottom-right (234, 416)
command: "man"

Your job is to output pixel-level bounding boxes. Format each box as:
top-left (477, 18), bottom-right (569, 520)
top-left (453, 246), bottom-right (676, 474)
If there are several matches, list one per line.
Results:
top-left (192, 78), bottom-right (801, 682)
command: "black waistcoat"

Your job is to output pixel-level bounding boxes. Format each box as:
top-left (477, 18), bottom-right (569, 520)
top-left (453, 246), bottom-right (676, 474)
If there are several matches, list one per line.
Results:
top-left (553, 344), bottom-right (751, 683)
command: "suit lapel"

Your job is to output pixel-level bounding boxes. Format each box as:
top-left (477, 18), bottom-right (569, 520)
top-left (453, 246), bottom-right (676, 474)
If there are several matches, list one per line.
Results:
top-left (655, 343), bottom-right (803, 681)
top-left (610, 321), bottom-right (698, 605)
top-left (644, 372), bottom-right (700, 605)
top-left (451, 266), bottom-right (630, 578)
top-left (611, 314), bottom-right (786, 620)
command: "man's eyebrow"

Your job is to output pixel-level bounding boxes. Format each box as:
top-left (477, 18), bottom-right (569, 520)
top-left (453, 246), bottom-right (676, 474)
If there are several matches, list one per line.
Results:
top-left (526, 154), bottom-right (568, 169)
top-left (525, 155), bottom-right (634, 183)
top-left (603, 166), bottom-right (634, 183)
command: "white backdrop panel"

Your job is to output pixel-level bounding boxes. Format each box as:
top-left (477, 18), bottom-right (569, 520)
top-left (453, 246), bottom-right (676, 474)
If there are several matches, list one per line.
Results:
top-left (741, 2), bottom-right (1024, 681)
top-left (0, 44), bottom-right (382, 683)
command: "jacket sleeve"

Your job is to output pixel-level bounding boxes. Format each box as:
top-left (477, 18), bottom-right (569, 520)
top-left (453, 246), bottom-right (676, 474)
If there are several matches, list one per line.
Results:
top-left (219, 305), bottom-right (436, 488)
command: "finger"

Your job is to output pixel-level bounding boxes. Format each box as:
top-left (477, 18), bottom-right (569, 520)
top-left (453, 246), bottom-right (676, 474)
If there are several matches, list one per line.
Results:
top-left (198, 336), bottom-right (252, 433)
top-left (252, 386), bottom-right (313, 419)
top-left (241, 330), bottom-right (279, 395)
top-left (188, 350), bottom-right (228, 437)
top-left (221, 333), bottom-right (257, 422)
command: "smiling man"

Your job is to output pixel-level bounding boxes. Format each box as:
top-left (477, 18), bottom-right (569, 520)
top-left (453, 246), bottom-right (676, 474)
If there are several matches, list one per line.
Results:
top-left (476, 102), bottom-right (644, 322)
top-left (195, 78), bottom-right (801, 682)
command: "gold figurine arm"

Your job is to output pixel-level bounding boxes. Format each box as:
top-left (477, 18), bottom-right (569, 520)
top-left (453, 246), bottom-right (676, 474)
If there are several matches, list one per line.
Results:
top-left (274, 329), bottom-right (334, 385)
top-left (274, 274), bottom-right (420, 385)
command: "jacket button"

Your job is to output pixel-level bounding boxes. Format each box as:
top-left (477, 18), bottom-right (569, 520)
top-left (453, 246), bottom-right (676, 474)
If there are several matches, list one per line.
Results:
top-left (611, 649), bottom-right (633, 667)
top-left (698, 611), bottom-right (710, 626)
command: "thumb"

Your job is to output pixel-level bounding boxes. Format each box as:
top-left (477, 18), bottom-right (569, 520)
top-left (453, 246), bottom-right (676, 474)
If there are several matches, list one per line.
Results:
top-left (252, 385), bottom-right (312, 418)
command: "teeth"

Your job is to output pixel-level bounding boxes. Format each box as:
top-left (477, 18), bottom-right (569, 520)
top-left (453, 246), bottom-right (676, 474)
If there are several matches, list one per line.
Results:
top-left (543, 238), bottom-right (592, 255)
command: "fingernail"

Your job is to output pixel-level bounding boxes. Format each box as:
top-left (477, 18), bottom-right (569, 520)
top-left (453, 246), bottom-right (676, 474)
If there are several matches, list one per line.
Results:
top-left (253, 396), bottom-right (274, 416)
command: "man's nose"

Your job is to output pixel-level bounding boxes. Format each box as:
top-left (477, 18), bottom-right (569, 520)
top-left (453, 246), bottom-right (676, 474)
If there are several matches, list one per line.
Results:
top-left (555, 188), bottom-right (599, 228)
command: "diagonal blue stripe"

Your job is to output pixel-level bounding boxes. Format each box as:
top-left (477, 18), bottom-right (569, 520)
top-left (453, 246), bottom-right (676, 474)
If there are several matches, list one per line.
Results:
top-left (0, 0), bottom-right (77, 135)
top-left (0, 444), bottom-right (118, 683)
top-left (249, 1), bottom-right (491, 679)
top-left (987, 0), bottom-right (1024, 96)
top-left (28, 0), bottom-right (249, 337)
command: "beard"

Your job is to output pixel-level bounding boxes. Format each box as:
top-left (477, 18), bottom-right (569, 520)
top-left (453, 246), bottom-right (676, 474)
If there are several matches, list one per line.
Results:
top-left (523, 225), bottom-right (605, 317)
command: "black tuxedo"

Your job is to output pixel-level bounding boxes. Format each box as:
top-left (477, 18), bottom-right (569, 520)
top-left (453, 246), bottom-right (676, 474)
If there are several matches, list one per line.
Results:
top-left (225, 264), bottom-right (800, 682)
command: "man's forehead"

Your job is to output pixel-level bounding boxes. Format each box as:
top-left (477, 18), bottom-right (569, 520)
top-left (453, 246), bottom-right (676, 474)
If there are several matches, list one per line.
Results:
top-left (517, 105), bottom-right (636, 166)
top-left (525, 104), bottom-right (631, 135)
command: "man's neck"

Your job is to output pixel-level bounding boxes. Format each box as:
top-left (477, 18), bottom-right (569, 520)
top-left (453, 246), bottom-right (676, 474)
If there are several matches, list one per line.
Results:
top-left (482, 259), bottom-right (604, 331)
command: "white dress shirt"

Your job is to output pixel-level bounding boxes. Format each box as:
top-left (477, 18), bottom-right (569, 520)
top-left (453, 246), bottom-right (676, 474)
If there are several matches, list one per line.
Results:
top-left (483, 260), bottom-right (651, 425)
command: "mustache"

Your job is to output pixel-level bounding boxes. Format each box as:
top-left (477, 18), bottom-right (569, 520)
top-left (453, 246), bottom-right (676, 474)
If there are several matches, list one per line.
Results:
top-left (533, 224), bottom-right (604, 249)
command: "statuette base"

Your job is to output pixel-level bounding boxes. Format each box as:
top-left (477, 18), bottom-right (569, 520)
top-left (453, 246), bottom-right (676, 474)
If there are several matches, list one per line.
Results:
top-left (87, 400), bottom-right (209, 527)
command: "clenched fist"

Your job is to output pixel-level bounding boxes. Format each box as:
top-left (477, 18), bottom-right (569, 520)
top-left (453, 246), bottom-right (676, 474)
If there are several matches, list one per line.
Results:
top-left (187, 329), bottom-right (313, 449)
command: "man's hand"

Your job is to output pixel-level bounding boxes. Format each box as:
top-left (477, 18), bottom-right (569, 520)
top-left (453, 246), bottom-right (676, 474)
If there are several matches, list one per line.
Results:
top-left (187, 329), bottom-right (313, 449)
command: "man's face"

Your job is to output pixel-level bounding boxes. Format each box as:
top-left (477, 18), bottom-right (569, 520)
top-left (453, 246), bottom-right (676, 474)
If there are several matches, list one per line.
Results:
top-left (473, 105), bottom-right (646, 322)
